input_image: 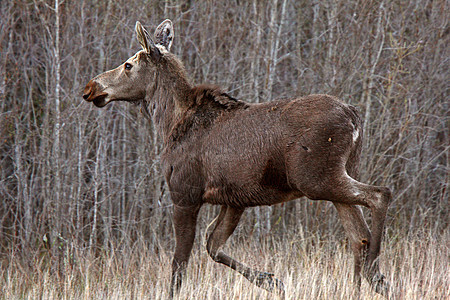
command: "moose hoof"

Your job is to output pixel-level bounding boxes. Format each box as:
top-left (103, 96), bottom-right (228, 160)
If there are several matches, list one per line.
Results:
top-left (371, 273), bottom-right (389, 296)
top-left (253, 272), bottom-right (285, 295)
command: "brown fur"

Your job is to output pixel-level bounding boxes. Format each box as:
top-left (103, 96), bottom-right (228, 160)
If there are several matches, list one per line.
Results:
top-left (83, 20), bottom-right (392, 298)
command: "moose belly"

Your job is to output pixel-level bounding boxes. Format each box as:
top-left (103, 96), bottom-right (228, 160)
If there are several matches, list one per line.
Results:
top-left (202, 182), bottom-right (301, 207)
top-left (202, 158), bottom-right (302, 207)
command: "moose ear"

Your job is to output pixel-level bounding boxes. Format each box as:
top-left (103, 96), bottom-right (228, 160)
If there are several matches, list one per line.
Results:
top-left (135, 21), bottom-right (151, 52)
top-left (135, 21), bottom-right (160, 59)
top-left (154, 19), bottom-right (174, 51)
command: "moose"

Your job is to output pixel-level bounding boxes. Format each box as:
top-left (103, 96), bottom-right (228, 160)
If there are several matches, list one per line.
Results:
top-left (83, 20), bottom-right (391, 298)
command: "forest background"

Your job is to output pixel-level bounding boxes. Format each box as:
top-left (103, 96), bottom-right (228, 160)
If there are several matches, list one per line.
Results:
top-left (0, 0), bottom-right (448, 299)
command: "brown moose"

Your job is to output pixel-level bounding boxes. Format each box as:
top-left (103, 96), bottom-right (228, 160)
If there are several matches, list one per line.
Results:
top-left (83, 19), bottom-right (391, 298)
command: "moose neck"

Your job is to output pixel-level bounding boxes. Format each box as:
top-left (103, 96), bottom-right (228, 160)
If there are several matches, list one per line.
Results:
top-left (147, 55), bottom-right (192, 143)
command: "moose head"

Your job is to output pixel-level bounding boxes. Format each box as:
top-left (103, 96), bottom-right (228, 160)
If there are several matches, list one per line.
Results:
top-left (82, 20), bottom-right (175, 108)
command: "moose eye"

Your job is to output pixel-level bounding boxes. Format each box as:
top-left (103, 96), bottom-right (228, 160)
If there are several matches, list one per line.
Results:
top-left (124, 63), bottom-right (132, 70)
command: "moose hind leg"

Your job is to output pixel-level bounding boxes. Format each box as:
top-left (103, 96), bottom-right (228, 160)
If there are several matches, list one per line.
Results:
top-left (331, 175), bottom-right (391, 296)
top-left (333, 203), bottom-right (371, 292)
top-left (169, 205), bottom-right (200, 299)
top-left (364, 185), bottom-right (391, 296)
top-left (206, 206), bottom-right (285, 295)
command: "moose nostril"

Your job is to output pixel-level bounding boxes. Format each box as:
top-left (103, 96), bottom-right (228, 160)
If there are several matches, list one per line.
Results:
top-left (83, 80), bottom-right (96, 101)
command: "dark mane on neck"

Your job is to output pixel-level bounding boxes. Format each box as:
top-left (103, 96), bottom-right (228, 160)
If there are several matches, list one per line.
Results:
top-left (167, 85), bottom-right (248, 144)
top-left (190, 84), bottom-right (248, 110)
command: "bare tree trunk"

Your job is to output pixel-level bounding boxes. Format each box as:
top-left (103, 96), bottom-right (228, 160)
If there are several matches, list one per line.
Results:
top-left (13, 123), bottom-right (27, 245)
top-left (89, 134), bottom-right (103, 254)
top-left (0, 29), bottom-right (13, 111)
top-left (76, 121), bottom-right (84, 244)
top-left (363, 1), bottom-right (385, 162)
top-left (311, 0), bottom-right (320, 59)
top-left (263, 0), bottom-right (278, 101)
top-left (251, 0), bottom-right (262, 103)
top-left (53, 0), bottom-right (62, 243)
top-left (121, 115), bottom-right (129, 249)
top-left (326, 0), bottom-right (337, 90)
top-left (73, 0), bottom-right (87, 247)
top-left (309, 0), bottom-right (321, 94)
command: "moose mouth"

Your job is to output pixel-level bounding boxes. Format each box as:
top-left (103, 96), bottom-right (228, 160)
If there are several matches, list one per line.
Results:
top-left (83, 80), bottom-right (109, 107)
top-left (82, 91), bottom-right (109, 107)
top-left (92, 94), bottom-right (109, 107)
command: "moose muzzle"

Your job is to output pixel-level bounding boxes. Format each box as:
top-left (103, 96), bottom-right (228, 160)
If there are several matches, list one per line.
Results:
top-left (83, 80), bottom-right (109, 107)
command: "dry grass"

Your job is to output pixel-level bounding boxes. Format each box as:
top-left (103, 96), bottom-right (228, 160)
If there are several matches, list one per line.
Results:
top-left (1, 228), bottom-right (448, 300)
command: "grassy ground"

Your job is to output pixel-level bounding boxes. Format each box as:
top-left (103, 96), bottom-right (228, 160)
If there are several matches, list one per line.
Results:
top-left (1, 227), bottom-right (448, 300)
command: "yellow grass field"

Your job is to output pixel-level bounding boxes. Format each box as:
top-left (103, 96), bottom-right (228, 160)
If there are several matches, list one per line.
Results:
top-left (1, 227), bottom-right (447, 300)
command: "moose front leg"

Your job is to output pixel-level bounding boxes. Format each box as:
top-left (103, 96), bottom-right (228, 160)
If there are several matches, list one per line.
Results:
top-left (169, 205), bottom-right (200, 299)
